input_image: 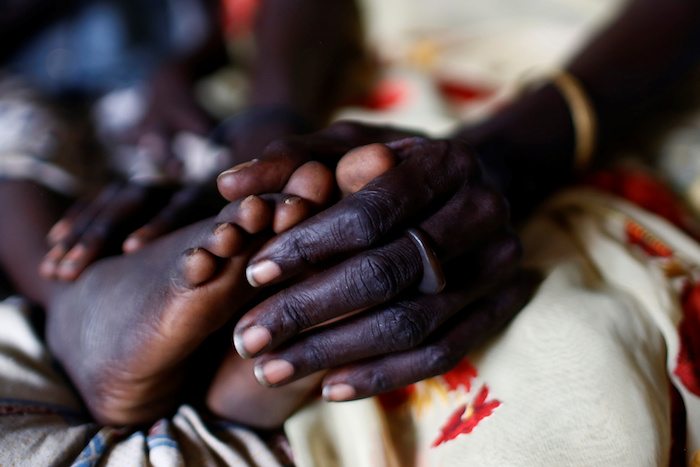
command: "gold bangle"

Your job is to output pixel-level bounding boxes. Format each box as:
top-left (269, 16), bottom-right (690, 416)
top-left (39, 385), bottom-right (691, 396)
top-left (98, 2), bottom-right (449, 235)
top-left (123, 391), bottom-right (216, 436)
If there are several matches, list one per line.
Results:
top-left (550, 70), bottom-right (598, 171)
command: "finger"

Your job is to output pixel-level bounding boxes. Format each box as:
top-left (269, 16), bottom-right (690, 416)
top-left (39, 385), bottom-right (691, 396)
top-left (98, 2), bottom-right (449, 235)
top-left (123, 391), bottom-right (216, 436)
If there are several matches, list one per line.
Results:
top-left (245, 138), bottom-right (479, 287)
top-left (40, 184), bottom-right (122, 278)
top-left (55, 184), bottom-right (153, 280)
top-left (234, 231), bottom-right (520, 360)
top-left (123, 185), bottom-right (220, 253)
top-left (47, 199), bottom-right (89, 245)
top-left (320, 269), bottom-right (541, 401)
top-left (248, 235), bottom-right (522, 386)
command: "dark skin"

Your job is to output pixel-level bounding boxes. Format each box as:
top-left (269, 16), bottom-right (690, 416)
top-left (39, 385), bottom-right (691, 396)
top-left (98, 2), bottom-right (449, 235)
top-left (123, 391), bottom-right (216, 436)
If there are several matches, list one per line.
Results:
top-left (0, 181), bottom-right (65, 308)
top-left (216, 0), bottom-right (700, 401)
top-left (0, 0), bottom-right (365, 426)
top-left (0, 164), bottom-right (337, 426)
top-left (40, 0), bottom-right (365, 281)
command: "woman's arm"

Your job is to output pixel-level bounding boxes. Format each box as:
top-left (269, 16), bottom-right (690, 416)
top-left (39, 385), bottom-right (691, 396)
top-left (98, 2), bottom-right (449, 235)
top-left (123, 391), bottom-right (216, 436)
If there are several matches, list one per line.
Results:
top-left (460, 0), bottom-right (700, 214)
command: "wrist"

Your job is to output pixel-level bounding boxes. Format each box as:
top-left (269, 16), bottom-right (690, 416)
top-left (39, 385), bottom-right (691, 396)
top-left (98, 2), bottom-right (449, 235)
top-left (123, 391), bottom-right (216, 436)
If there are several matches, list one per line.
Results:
top-left (454, 83), bottom-right (577, 212)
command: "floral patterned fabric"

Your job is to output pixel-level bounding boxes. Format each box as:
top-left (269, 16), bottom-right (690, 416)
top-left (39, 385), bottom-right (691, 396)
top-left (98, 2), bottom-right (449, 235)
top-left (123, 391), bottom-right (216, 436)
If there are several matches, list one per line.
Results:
top-left (285, 187), bottom-right (700, 466)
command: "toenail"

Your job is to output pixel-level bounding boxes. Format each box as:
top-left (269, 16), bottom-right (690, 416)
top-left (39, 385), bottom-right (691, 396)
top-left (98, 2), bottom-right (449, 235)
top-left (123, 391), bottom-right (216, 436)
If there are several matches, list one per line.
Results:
top-left (214, 222), bottom-right (232, 234)
top-left (235, 325), bottom-right (272, 358)
top-left (255, 359), bottom-right (294, 386)
top-left (218, 159), bottom-right (259, 178)
top-left (284, 196), bottom-right (302, 205)
top-left (246, 260), bottom-right (281, 287)
top-left (322, 384), bottom-right (356, 402)
top-left (240, 194), bottom-right (260, 209)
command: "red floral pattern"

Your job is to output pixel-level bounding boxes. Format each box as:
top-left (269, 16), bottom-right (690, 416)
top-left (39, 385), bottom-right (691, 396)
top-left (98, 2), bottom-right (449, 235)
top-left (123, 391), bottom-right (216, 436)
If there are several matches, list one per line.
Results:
top-left (624, 221), bottom-right (674, 258)
top-left (432, 385), bottom-right (501, 447)
top-left (586, 168), bottom-right (691, 232)
top-left (676, 282), bottom-right (700, 396)
top-left (441, 359), bottom-right (478, 392)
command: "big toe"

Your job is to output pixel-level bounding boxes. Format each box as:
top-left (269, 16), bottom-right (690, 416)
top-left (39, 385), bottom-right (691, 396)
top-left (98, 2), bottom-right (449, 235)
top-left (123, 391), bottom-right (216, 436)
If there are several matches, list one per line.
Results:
top-left (283, 161), bottom-right (335, 206)
top-left (336, 143), bottom-right (397, 196)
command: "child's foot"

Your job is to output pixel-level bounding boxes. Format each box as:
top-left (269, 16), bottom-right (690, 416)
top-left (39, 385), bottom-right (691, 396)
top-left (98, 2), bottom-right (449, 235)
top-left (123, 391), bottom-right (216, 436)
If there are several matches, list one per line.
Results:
top-left (206, 143), bottom-right (397, 428)
top-left (46, 162), bottom-right (334, 425)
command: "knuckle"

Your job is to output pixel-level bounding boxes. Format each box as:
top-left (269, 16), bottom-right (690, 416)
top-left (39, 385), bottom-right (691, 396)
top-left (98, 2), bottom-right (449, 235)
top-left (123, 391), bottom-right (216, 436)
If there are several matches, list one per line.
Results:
top-left (328, 120), bottom-right (365, 139)
top-left (378, 304), bottom-right (428, 351)
top-left (356, 253), bottom-right (404, 299)
top-left (349, 192), bottom-right (390, 247)
top-left (284, 232), bottom-right (320, 265)
top-left (447, 141), bottom-right (480, 181)
top-left (262, 137), bottom-right (297, 158)
top-left (424, 343), bottom-right (460, 376)
top-left (299, 339), bottom-right (333, 371)
top-left (366, 368), bottom-right (394, 394)
top-left (86, 220), bottom-right (112, 239)
top-left (277, 291), bottom-right (316, 334)
top-left (478, 189), bottom-right (510, 226)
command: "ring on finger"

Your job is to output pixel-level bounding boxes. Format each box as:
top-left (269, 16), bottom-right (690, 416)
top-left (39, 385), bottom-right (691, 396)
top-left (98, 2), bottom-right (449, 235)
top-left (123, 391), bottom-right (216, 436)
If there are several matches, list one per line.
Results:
top-left (406, 228), bottom-right (446, 294)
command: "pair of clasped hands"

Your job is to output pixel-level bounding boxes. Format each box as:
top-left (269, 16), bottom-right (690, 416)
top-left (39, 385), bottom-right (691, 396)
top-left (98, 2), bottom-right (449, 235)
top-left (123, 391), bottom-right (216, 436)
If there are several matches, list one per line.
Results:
top-left (44, 115), bottom-right (536, 406)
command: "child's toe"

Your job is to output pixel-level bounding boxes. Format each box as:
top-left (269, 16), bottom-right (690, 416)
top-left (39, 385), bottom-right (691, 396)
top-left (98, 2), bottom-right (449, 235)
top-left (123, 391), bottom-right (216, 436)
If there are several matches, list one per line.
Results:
top-left (182, 247), bottom-right (219, 287)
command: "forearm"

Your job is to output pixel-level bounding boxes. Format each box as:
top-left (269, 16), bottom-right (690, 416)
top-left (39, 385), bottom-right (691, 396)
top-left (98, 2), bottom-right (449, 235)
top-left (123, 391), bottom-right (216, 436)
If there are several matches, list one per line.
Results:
top-left (249, 0), bottom-right (364, 126)
top-left (0, 181), bottom-right (66, 307)
top-left (456, 0), bottom-right (700, 214)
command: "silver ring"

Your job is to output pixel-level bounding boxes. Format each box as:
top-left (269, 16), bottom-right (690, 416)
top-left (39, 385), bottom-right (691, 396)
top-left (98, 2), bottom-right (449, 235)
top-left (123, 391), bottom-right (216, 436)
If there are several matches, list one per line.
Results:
top-left (406, 228), bottom-right (446, 294)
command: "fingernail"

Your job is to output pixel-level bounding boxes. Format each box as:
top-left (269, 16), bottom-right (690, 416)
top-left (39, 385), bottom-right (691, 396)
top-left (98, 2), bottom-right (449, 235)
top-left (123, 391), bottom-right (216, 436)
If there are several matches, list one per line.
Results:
top-left (57, 260), bottom-right (80, 280)
top-left (218, 159), bottom-right (259, 178)
top-left (38, 259), bottom-right (56, 278)
top-left (122, 236), bottom-right (143, 253)
top-left (322, 384), bottom-right (356, 401)
top-left (246, 260), bottom-right (281, 287)
top-left (255, 359), bottom-right (294, 386)
top-left (47, 220), bottom-right (69, 243)
top-left (234, 325), bottom-right (272, 358)
top-left (45, 244), bottom-right (66, 260)
top-left (64, 244), bottom-right (87, 262)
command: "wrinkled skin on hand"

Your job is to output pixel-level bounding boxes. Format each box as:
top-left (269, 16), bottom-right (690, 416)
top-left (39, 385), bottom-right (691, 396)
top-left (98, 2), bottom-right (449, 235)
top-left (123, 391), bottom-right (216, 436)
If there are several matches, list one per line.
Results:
top-left (217, 121), bottom-right (539, 400)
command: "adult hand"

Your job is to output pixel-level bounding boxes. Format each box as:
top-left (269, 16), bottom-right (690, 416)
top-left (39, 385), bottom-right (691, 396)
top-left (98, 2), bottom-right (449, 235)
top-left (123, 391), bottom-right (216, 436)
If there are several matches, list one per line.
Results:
top-left (219, 122), bottom-right (538, 400)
